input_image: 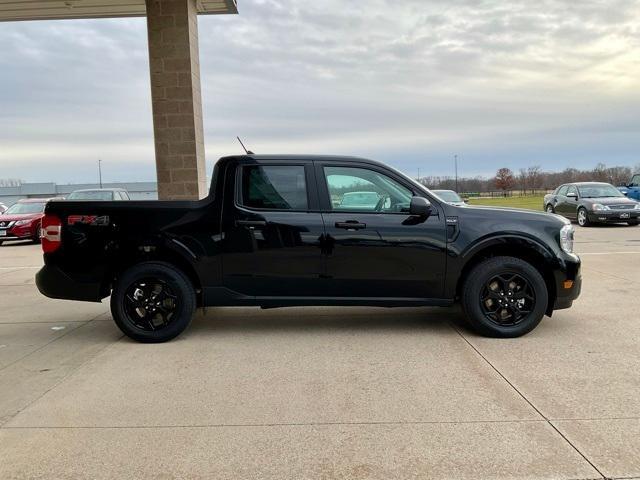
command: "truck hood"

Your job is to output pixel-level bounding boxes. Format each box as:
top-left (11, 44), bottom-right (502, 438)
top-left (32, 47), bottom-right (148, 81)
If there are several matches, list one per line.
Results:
top-left (461, 204), bottom-right (570, 230)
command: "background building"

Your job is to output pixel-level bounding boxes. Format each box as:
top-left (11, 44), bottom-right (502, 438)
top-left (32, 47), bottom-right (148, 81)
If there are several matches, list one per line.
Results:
top-left (0, 182), bottom-right (158, 206)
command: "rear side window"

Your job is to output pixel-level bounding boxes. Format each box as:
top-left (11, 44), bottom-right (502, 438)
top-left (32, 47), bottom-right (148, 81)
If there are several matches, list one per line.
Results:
top-left (241, 165), bottom-right (308, 210)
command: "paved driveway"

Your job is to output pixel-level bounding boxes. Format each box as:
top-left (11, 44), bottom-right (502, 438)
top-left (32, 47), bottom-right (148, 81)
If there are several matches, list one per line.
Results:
top-left (0, 225), bottom-right (639, 479)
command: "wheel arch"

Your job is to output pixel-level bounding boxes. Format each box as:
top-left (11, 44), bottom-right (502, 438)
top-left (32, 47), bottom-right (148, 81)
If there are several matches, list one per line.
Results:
top-left (102, 238), bottom-right (204, 306)
top-left (455, 236), bottom-right (557, 316)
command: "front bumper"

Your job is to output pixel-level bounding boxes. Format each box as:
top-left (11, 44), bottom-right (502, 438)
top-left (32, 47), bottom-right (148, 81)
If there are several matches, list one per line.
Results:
top-left (552, 254), bottom-right (582, 311)
top-left (36, 264), bottom-right (104, 302)
top-left (588, 211), bottom-right (639, 223)
top-left (0, 227), bottom-right (34, 241)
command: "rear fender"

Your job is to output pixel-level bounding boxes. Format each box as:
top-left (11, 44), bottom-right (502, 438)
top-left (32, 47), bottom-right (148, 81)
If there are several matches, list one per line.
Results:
top-left (103, 235), bottom-right (205, 305)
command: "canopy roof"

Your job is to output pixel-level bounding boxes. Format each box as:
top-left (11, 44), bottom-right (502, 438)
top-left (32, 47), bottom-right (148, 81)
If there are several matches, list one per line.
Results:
top-left (0, 0), bottom-right (237, 21)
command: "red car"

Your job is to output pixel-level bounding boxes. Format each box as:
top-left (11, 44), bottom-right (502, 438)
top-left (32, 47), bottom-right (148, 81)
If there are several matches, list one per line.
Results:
top-left (0, 198), bottom-right (55, 245)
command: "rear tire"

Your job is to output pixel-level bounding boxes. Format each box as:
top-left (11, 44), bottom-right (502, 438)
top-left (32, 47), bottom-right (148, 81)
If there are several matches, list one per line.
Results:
top-left (545, 204), bottom-right (555, 214)
top-left (111, 262), bottom-right (195, 343)
top-left (461, 256), bottom-right (548, 338)
top-left (577, 207), bottom-right (590, 227)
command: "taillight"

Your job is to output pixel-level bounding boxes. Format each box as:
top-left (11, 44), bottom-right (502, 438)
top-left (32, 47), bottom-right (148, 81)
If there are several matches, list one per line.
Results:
top-left (41, 214), bottom-right (62, 253)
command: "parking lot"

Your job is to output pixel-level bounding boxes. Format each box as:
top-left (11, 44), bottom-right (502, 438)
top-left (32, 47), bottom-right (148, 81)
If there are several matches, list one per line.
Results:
top-left (0, 225), bottom-right (639, 479)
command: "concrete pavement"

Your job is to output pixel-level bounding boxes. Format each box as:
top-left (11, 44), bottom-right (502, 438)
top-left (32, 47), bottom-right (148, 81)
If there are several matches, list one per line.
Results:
top-left (0, 225), bottom-right (639, 479)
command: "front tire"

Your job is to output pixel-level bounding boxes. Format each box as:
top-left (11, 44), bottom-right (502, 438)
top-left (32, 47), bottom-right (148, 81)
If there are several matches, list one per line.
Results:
top-left (32, 225), bottom-right (42, 244)
top-left (577, 207), bottom-right (590, 227)
top-left (628, 220), bottom-right (639, 226)
top-left (111, 262), bottom-right (195, 343)
top-left (461, 256), bottom-right (548, 338)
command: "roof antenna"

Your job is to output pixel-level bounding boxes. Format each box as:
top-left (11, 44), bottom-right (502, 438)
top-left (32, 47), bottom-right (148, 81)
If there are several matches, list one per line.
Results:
top-left (237, 136), bottom-right (254, 155)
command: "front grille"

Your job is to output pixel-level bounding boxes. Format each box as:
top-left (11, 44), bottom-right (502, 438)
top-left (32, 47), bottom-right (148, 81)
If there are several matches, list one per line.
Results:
top-left (610, 204), bottom-right (635, 210)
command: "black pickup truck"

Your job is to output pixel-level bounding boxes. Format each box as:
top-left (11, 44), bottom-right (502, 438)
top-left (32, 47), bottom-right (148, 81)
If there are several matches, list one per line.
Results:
top-left (36, 155), bottom-right (581, 342)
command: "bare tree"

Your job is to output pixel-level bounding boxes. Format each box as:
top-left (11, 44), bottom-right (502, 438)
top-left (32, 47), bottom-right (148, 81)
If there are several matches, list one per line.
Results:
top-left (527, 166), bottom-right (542, 193)
top-left (518, 168), bottom-right (528, 193)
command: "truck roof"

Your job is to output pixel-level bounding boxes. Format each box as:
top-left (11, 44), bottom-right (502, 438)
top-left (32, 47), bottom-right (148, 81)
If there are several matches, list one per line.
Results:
top-left (219, 154), bottom-right (388, 168)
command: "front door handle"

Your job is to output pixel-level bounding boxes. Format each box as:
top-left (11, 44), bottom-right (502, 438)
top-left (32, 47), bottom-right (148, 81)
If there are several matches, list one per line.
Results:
top-left (236, 220), bottom-right (267, 228)
top-left (335, 221), bottom-right (366, 230)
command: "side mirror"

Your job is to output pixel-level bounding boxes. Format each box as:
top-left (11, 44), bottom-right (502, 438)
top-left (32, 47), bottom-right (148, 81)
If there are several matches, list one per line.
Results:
top-left (409, 196), bottom-right (431, 217)
top-left (567, 192), bottom-right (577, 199)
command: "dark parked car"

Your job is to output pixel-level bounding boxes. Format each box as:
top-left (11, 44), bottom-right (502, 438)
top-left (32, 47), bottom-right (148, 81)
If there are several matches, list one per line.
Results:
top-left (36, 155), bottom-right (581, 342)
top-left (432, 190), bottom-right (466, 206)
top-left (0, 198), bottom-right (55, 245)
top-left (67, 188), bottom-right (130, 201)
top-left (544, 182), bottom-right (640, 227)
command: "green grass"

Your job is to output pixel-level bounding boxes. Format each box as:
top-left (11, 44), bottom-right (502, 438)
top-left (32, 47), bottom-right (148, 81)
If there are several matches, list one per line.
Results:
top-left (468, 195), bottom-right (544, 211)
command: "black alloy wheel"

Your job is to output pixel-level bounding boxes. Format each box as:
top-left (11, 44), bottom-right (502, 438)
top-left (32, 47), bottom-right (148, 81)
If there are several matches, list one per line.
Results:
top-left (461, 256), bottom-right (548, 338)
top-left (123, 278), bottom-right (179, 331)
top-left (479, 273), bottom-right (535, 326)
top-left (111, 262), bottom-right (195, 343)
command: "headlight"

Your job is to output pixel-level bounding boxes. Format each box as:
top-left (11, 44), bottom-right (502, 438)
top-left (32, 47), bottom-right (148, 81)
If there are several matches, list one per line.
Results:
top-left (634, 203), bottom-right (640, 210)
top-left (592, 203), bottom-right (610, 211)
top-left (559, 224), bottom-right (574, 254)
top-left (14, 219), bottom-right (32, 226)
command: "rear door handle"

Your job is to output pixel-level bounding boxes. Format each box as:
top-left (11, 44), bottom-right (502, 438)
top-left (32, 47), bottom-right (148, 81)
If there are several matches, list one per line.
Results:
top-left (236, 220), bottom-right (267, 228)
top-left (335, 221), bottom-right (366, 230)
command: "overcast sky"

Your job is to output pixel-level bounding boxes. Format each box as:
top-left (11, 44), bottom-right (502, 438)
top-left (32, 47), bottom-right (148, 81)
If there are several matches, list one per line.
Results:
top-left (1, 0), bottom-right (640, 184)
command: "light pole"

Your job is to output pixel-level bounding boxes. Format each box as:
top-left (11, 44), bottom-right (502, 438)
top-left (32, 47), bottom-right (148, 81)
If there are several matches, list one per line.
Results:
top-left (454, 154), bottom-right (458, 192)
top-left (98, 159), bottom-right (103, 188)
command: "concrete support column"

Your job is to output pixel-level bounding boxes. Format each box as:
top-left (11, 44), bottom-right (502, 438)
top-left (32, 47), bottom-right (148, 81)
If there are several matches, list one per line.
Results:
top-left (145, 0), bottom-right (207, 200)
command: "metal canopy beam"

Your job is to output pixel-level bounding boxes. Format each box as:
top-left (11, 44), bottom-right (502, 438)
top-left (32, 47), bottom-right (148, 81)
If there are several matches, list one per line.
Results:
top-left (0, 0), bottom-right (236, 21)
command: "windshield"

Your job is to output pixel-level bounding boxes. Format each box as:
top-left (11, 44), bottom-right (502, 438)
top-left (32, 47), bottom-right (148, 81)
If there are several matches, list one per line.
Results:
top-left (67, 191), bottom-right (113, 201)
top-left (5, 202), bottom-right (45, 215)
top-left (578, 184), bottom-right (624, 198)
top-left (433, 190), bottom-right (462, 202)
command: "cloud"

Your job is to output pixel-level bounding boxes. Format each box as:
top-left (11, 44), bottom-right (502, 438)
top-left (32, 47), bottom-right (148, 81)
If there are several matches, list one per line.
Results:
top-left (1, 0), bottom-right (639, 183)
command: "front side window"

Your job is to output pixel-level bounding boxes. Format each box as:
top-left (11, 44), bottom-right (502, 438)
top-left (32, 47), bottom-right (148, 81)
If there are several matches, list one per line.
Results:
top-left (630, 175), bottom-right (640, 187)
top-left (324, 166), bottom-right (412, 213)
top-left (241, 165), bottom-right (308, 210)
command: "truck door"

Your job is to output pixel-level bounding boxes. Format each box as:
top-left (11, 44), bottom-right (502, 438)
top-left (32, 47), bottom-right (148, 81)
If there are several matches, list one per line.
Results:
top-left (221, 161), bottom-right (326, 297)
top-left (316, 162), bottom-right (447, 299)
